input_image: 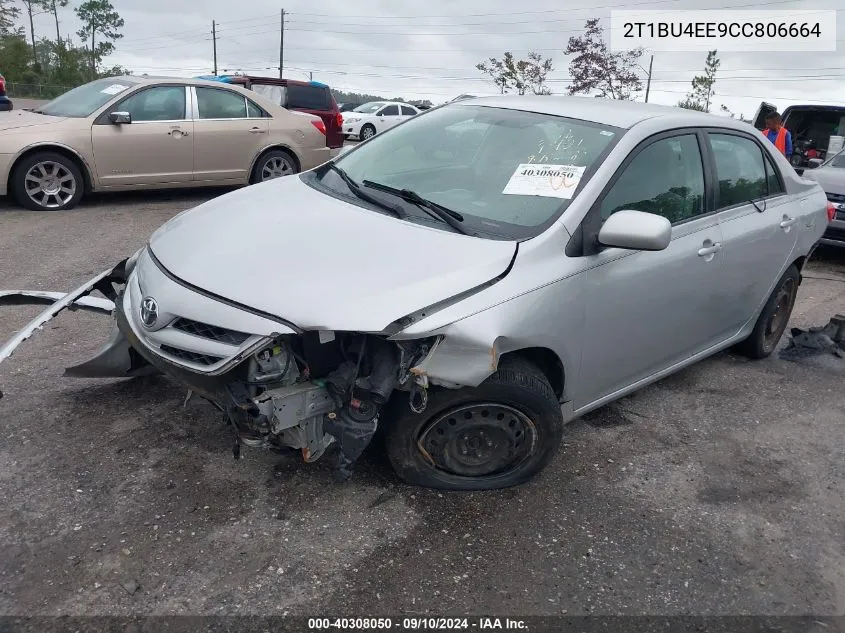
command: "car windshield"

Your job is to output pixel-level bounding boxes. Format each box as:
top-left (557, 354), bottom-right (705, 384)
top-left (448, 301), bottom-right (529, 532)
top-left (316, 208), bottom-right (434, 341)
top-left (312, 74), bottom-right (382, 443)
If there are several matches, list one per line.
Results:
top-left (328, 104), bottom-right (621, 239)
top-left (38, 78), bottom-right (135, 117)
top-left (353, 102), bottom-right (385, 114)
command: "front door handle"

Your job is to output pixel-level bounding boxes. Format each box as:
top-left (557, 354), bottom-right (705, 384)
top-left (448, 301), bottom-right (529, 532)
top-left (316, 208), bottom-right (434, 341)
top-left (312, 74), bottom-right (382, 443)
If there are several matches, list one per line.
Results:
top-left (698, 242), bottom-right (722, 257)
top-left (780, 216), bottom-right (798, 229)
top-left (249, 127), bottom-right (267, 134)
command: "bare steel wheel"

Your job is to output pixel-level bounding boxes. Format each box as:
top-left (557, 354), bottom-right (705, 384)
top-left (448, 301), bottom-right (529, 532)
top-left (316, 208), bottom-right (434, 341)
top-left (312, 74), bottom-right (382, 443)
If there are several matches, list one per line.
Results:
top-left (251, 149), bottom-right (298, 184)
top-left (384, 356), bottom-right (563, 490)
top-left (12, 152), bottom-right (84, 211)
top-left (762, 276), bottom-right (798, 354)
top-left (420, 403), bottom-right (537, 478)
top-left (736, 264), bottom-right (800, 359)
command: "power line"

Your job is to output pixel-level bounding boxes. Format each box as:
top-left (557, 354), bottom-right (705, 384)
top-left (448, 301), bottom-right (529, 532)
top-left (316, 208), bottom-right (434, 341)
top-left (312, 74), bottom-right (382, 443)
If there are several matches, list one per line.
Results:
top-left (139, 58), bottom-right (845, 76)
top-left (133, 61), bottom-right (842, 87)
top-left (285, 0), bottom-right (815, 19)
top-left (114, 0), bottom-right (835, 53)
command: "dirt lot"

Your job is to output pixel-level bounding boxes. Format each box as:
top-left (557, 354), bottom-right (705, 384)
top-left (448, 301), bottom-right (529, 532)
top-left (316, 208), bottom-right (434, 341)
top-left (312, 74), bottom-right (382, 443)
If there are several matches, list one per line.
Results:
top-left (0, 188), bottom-right (844, 618)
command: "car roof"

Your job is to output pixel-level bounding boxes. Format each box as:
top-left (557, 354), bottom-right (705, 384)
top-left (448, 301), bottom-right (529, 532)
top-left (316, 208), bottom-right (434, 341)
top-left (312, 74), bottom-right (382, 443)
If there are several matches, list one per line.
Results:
top-left (111, 75), bottom-right (259, 92)
top-left (453, 94), bottom-right (750, 131)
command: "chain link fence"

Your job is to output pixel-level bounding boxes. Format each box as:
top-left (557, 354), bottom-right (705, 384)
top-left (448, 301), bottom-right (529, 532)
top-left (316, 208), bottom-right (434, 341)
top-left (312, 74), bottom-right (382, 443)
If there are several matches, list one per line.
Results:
top-left (6, 83), bottom-right (73, 99)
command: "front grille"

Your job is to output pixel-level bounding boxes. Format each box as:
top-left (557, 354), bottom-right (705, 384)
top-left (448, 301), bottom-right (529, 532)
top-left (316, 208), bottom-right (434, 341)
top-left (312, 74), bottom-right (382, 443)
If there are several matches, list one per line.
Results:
top-left (171, 318), bottom-right (251, 346)
top-left (159, 345), bottom-right (223, 366)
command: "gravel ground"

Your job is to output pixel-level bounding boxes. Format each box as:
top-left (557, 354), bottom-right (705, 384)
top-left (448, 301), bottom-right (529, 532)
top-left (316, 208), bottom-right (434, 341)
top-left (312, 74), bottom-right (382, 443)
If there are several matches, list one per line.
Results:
top-left (0, 188), bottom-right (844, 618)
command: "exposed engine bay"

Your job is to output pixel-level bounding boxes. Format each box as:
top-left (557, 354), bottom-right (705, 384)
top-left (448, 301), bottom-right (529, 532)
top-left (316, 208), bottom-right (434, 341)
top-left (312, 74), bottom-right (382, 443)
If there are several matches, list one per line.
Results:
top-left (206, 331), bottom-right (435, 480)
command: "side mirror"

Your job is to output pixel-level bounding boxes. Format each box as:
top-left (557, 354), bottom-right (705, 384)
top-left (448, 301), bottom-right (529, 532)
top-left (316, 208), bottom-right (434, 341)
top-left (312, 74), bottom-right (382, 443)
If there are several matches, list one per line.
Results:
top-left (108, 111), bottom-right (131, 125)
top-left (598, 209), bottom-right (672, 251)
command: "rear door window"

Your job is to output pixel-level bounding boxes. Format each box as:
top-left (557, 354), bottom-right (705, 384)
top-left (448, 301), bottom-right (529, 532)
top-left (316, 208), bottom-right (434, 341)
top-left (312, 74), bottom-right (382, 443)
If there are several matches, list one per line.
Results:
top-left (763, 152), bottom-right (784, 195)
top-left (401, 105), bottom-right (417, 116)
top-left (286, 84), bottom-right (330, 110)
top-left (196, 87), bottom-right (247, 119)
top-left (708, 133), bottom-right (768, 208)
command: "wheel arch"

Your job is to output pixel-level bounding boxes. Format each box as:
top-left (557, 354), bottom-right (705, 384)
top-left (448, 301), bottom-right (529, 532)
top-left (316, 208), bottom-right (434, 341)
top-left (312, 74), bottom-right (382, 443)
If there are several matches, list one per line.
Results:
top-left (791, 254), bottom-right (807, 283)
top-left (249, 144), bottom-right (302, 181)
top-left (8, 143), bottom-right (94, 195)
top-left (499, 347), bottom-right (566, 401)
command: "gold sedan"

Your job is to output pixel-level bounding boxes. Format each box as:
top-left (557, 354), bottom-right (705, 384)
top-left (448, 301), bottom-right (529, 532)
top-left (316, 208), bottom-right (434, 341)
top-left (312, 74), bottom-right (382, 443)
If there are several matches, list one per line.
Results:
top-left (0, 76), bottom-right (337, 211)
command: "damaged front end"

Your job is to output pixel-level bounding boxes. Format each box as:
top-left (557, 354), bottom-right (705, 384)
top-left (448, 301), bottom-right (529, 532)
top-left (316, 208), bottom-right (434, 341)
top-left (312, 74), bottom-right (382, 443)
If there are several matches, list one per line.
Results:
top-left (0, 250), bottom-right (439, 481)
top-left (219, 330), bottom-right (436, 480)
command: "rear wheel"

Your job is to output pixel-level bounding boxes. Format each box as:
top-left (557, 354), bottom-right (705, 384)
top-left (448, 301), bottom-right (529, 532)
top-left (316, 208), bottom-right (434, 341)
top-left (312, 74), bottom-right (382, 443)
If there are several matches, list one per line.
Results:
top-left (735, 264), bottom-right (800, 359)
top-left (250, 149), bottom-right (298, 184)
top-left (12, 152), bottom-right (84, 211)
top-left (384, 357), bottom-right (564, 490)
top-left (360, 124), bottom-right (376, 140)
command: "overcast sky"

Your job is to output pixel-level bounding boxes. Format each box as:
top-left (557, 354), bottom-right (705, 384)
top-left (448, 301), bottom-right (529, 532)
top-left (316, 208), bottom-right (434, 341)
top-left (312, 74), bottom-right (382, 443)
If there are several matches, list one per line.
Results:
top-left (26, 0), bottom-right (845, 118)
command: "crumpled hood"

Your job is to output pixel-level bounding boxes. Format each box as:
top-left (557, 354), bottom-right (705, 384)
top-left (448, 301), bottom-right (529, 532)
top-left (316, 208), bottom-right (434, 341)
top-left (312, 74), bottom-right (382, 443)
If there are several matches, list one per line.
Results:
top-left (0, 110), bottom-right (65, 132)
top-left (148, 176), bottom-right (516, 332)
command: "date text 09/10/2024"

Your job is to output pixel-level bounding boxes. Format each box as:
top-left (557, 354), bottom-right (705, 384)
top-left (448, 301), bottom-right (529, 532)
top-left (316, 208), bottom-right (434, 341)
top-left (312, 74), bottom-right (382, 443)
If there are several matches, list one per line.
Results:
top-left (307, 617), bottom-right (528, 630)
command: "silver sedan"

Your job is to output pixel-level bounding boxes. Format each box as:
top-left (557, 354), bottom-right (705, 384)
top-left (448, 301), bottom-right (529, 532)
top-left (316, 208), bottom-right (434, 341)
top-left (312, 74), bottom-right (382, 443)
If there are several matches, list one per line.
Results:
top-left (0, 95), bottom-right (831, 491)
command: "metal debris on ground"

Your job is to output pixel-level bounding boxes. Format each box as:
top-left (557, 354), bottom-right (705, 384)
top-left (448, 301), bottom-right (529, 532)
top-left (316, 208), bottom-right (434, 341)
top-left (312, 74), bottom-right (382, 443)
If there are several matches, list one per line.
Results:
top-left (780, 315), bottom-right (845, 361)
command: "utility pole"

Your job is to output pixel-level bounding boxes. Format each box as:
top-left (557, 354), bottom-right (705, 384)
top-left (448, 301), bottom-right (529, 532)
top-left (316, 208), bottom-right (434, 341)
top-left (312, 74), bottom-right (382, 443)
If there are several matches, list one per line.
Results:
top-left (212, 20), bottom-right (218, 75)
top-left (279, 9), bottom-right (285, 78)
top-left (644, 54), bottom-right (653, 103)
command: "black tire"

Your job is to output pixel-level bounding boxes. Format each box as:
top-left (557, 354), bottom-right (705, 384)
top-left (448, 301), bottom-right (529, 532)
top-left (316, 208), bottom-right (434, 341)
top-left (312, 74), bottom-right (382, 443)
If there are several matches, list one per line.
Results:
top-left (250, 149), bottom-right (299, 184)
top-left (735, 264), bottom-right (800, 359)
top-left (384, 356), bottom-right (564, 491)
top-left (360, 124), bottom-right (376, 140)
top-left (12, 151), bottom-right (84, 211)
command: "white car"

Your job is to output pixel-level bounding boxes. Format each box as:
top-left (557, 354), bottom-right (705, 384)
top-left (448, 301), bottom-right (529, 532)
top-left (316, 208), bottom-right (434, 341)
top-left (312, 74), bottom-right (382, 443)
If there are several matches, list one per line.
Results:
top-left (342, 101), bottom-right (420, 140)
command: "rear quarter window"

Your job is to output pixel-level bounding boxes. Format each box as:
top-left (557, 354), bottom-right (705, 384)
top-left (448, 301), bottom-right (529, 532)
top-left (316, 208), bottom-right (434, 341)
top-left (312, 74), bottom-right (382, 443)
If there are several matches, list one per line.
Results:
top-left (287, 85), bottom-right (330, 111)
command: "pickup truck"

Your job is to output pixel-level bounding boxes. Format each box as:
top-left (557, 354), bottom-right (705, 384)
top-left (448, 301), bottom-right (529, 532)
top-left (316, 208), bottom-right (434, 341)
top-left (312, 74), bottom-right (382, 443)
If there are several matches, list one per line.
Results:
top-left (753, 101), bottom-right (845, 169)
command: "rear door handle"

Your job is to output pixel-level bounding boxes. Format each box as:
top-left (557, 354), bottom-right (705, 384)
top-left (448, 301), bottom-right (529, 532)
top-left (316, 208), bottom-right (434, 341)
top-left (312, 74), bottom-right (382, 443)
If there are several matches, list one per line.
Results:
top-left (249, 127), bottom-right (266, 134)
top-left (698, 242), bottom-right (722, 257)
top-left (780, 216), bottom-right (798, 229)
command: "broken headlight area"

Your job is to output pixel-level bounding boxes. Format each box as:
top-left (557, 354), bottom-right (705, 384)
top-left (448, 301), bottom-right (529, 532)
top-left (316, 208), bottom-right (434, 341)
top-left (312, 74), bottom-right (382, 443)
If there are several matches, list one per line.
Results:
top-left (222, 331), bottom-right (438, 481)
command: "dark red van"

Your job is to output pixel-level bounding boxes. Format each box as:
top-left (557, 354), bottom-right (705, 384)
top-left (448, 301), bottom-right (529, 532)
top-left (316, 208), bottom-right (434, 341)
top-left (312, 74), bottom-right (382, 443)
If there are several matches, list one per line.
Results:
top-left (197, 75), bottom-right (344, 149)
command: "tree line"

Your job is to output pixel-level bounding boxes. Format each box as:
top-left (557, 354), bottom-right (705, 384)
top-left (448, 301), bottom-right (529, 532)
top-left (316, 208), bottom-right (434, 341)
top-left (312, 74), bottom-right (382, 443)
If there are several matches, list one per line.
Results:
top-left (0, 0), bottom-right (125, 97)
top-left (476, 18), bottom-right (745, 119)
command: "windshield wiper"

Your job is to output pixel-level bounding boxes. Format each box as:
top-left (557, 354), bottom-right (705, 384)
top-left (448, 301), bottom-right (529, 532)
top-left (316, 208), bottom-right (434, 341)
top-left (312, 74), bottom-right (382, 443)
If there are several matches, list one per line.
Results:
top-left (361, 180), bottom-right (470, 235)
top-left (328, 163), bottom-right (409, 219)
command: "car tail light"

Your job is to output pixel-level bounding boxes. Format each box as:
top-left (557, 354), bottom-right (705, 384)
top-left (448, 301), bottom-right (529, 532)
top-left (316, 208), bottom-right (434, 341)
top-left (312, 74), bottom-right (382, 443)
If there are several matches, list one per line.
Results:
top-left (827, 202), bottom-right (836, 223)
top-left (311, 120), bottom-right (326, 135)
top-left (335, 112), bottom-right (343, 127)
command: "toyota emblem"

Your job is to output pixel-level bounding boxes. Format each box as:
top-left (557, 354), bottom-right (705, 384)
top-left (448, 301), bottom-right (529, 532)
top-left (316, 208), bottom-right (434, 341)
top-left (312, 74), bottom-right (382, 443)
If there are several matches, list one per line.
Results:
top-left (140, 296), bottom-right (159, 328)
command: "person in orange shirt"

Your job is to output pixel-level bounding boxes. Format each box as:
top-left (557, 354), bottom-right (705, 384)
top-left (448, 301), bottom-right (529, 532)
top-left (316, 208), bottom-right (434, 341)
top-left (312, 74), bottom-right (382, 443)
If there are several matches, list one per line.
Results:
top-left (761, 111), bottom-right (793, 159)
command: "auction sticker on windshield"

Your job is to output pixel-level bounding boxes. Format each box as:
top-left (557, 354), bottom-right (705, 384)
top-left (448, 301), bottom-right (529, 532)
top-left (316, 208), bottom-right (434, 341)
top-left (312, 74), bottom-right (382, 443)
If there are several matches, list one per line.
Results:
top-left (502, 164), bottom-right (585, 199)
top-left (100, 84), bottom-right (128, 95)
